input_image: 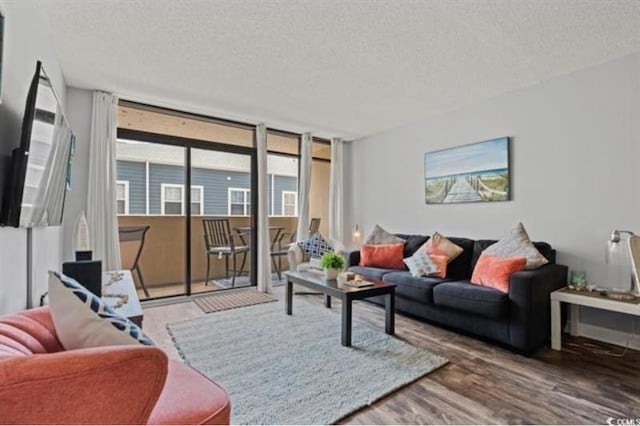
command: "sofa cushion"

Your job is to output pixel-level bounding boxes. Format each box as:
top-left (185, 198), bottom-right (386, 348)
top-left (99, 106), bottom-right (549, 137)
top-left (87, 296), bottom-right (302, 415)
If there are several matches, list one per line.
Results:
top-left (442, 237), bottom-right (476, 280)
top-left (0, 307), bottom-right (63, 357)
top-left (471, 253), bottom-right (527, 293)
top-left (433, 281), bottom-right (509, 319)
top-left (382, 271), bottom-right (446, 304)
top-left (472, 240), bottom-right (555, 270)
top-left (360, 243), bottom-right (406, 269)
top-left (298, 232), bottom-right (333, 258)
top-left (481, 223), bottom-right (549, 270)
top-left (396, 234), bottom-right (430, 257)
top-left (148, 360), bottom-right (231, 425)
top-left (403, 245), bottom-right (442, 278)
top-left (48, 272), bottom-right (154, 350)
top-left (348, 266), bottom-right (398, 280)
top-left (364, 224), bottom-right (406, 245)
top-left (425, 232), bottom-right (464, 262)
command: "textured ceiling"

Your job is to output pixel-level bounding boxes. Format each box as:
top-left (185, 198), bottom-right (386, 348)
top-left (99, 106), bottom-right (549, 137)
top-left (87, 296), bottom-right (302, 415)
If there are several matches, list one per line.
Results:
top-left (35, 0), bottom-right (640, 139)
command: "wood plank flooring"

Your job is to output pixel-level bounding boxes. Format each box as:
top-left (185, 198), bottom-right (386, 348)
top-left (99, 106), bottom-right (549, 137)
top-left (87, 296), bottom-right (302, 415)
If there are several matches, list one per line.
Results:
top-left (143, 288), bottom-right (640, 424)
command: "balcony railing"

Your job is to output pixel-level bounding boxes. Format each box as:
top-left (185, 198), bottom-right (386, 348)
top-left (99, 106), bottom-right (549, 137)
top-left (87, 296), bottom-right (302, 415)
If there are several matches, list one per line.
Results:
top-left (118, 215), bottom-right (298, 297)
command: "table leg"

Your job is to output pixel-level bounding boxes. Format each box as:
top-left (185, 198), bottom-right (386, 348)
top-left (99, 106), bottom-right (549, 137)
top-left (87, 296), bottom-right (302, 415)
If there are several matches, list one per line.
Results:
top-left (385, 291), bottom-right (395, 335)
top-left (569, 304), bottom-right (580, 337)
top-left (286, 280), bottom-right (293, 315)
top-left (341, 296), bottom-right (352, 347)
top-left (324, 294), bottom-right (331, 308)
top-left (551, 299), bottom-right (561, 350)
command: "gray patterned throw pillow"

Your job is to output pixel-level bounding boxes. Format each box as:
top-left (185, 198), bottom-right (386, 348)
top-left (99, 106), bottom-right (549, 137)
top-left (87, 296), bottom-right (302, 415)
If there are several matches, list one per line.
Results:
top-left (299, 232), bottom-right (334, 258)
top-left (483, 222), bottom-right (549, 270)
top-left (364, 224), bottom-right (406, 245)
top-left (403, 246), bottom-right (440, 277)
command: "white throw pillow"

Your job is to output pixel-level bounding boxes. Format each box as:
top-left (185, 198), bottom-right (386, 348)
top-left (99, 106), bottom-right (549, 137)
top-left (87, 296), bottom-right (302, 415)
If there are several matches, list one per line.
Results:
top-left (48, 271), bottom-right (154, 350)
top-left (403, 245), bottom-right (440, 278)
top-left (483, 223), bottom-right (549, 270)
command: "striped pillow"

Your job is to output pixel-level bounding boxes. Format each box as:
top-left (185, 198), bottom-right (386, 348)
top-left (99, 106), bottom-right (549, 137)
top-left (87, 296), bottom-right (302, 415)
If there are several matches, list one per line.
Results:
top-left (48, 271), bottom-right (153, 350)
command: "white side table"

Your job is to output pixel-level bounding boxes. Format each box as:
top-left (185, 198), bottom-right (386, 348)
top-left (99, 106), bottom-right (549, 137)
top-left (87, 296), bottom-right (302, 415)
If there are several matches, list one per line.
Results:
top-left (102, 270), bottom-right (144, 327)
top-left (550, 288), bottom-right (640, 350)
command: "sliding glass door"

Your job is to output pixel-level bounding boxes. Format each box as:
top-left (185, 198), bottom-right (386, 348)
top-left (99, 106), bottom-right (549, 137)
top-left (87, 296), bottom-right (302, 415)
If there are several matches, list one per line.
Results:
top-left (115, 101), bottom-right (324, 300)
top-left (116, 132), bottom-right (257, 301)
top-left (116, 139), bottom-right (187, 299)
top-left (190, 148), bottom-right (255, 294)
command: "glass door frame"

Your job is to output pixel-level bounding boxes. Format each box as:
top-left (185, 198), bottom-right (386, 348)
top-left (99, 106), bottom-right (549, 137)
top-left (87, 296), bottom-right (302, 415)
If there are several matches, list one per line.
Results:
top-left (117, 127), bottom-right (258, 300)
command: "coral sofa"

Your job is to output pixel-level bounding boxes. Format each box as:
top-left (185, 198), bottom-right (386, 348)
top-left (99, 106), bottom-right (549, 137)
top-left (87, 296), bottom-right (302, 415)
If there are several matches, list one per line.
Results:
top-left (347, 234), bottom-right (568, 354)
top-left (0, 307), bottom-right (230, 425)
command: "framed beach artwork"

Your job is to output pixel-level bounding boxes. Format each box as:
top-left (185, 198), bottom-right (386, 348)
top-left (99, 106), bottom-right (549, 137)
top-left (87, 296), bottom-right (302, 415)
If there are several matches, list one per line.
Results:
top-left (425, 137), bottom-right (511, 204)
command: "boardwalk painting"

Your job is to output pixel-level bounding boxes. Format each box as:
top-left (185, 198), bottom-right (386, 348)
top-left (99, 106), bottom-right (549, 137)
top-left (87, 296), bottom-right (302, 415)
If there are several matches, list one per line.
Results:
top-left (425, 137), bottom-right (510, 204)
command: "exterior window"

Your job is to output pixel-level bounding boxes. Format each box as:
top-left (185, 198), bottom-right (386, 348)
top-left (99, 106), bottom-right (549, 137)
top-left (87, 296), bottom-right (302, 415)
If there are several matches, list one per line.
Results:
top-left (161, 184), bottom-right (184, 215)
top-left (228, 188), bottom-right (250, 216)
top-left (282, 191), bottom-right (298, 217)
top-left (116, 181), bottom-right (129, 215)
top-left (161, 184), bottom-right (204, 215)
top-left (191, 186), bottom-right (204, 215)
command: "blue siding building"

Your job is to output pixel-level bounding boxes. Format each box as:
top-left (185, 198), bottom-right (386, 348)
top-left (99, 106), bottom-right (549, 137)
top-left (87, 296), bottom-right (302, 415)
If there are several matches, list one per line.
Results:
top-left (116, 160), bottom-right (297, 216)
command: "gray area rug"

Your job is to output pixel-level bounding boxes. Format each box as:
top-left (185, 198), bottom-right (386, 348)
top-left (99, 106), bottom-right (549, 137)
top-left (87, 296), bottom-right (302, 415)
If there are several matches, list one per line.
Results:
top-left (167, 297), bottom-right (448, 424)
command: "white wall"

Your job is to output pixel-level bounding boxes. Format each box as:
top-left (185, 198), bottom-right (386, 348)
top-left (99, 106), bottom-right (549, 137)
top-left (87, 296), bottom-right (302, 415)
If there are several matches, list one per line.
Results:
top-left (347, 52), bottom-right (640, 346)
top-left (0, 0), bottom-right (67, 314)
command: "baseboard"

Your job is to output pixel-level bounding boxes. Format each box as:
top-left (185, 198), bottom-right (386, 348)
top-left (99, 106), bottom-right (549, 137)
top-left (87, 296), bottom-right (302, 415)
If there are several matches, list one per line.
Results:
top-left (567, 320), bottom-right (640, 350)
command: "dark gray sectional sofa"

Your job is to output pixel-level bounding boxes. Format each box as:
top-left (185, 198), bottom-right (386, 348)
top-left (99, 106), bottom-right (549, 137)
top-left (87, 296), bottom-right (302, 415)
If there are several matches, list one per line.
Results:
top-left (346, 234), bottom-right (568, 354)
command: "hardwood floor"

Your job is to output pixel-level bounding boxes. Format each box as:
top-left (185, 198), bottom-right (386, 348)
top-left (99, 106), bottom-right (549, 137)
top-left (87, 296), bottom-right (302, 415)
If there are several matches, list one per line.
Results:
top-left (143, 289), bottom-right (640, 424)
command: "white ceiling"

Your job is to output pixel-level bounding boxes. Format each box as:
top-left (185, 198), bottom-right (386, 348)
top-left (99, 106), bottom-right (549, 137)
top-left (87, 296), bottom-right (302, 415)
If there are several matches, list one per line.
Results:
top-left (35, 0), bottom-right (640, 140)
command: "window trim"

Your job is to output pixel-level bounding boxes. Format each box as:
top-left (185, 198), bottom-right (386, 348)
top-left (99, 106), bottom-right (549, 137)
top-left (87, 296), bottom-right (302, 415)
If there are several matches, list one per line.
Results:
top-left (228, 187), bottom-right (251, 217)
top-left (190, 185), bottom-right (204, 216)
top-left (281, 190), bottom-right (298, 217)
top-left (116, 180), bottom-right (130, 215)
top-left (160, 183), bottom-right (185, 215)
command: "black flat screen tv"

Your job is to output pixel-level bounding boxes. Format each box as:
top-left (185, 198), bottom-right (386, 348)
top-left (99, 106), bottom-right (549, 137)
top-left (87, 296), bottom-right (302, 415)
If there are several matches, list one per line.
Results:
top-left (0, 61), bottom-right (75, 227)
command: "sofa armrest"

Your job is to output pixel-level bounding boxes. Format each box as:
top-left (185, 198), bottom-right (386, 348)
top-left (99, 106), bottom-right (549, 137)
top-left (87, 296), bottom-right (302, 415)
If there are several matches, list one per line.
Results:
top-left (0, 345), bottom-right (168, 424)
top-left (346, 250), bottom-right (361, 268)
top-left (508, 264), bottom-right (568, 353)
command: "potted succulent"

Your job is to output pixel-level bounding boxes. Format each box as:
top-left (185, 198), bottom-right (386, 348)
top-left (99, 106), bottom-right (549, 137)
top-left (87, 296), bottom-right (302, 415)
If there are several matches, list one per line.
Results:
top-left (320, 252), bottom-right (345, 280)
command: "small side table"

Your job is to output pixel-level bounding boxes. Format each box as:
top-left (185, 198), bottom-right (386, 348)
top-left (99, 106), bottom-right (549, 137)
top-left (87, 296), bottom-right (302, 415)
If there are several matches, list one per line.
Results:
top-left (102, 270), bottom-right (144, 327)
top-left (550, 288), bottom-right (640, 350)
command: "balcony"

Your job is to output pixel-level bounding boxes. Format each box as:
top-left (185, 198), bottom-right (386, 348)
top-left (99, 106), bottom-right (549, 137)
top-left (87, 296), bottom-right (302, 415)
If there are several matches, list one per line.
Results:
top-left (119, 215), bottom-right (300, 299)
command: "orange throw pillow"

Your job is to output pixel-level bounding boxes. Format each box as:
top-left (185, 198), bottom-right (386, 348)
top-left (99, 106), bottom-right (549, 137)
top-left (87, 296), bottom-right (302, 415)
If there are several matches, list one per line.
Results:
top-left (471, 253), bottom-right (527, 293)
top-left (360, 243), bottom-right (405, 270)
top-left (429, 254), bottom-right (449, 279)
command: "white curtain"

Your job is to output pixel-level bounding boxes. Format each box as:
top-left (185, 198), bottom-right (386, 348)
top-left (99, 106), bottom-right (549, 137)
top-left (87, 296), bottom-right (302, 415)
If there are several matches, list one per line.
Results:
top-left (296, 133), bottom-right (313, 242)
top-left (256, 124), bottom-right (272, 293)
top-left (329, 137), bottom-right (344, 250)
top-left (30, 105), bottom-right (74, 227)
top-left (87, 92), bottom-right (121, 271)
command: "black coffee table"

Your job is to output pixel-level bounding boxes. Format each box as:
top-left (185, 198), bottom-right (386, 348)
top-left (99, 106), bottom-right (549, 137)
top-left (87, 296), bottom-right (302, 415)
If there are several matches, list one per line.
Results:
top-left (284, 270), bottom-right (396, 347)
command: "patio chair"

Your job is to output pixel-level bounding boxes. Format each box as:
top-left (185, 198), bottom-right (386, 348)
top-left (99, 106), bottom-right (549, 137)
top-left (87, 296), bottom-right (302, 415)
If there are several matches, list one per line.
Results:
top-left (118, 226), bottom-right (151, 298)
top-left (203, 218), bottom-right (250, 288)
top-left (271, 218), bottom-right (322, 280)
top-left (280, 217), bottom-right (321, 247)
